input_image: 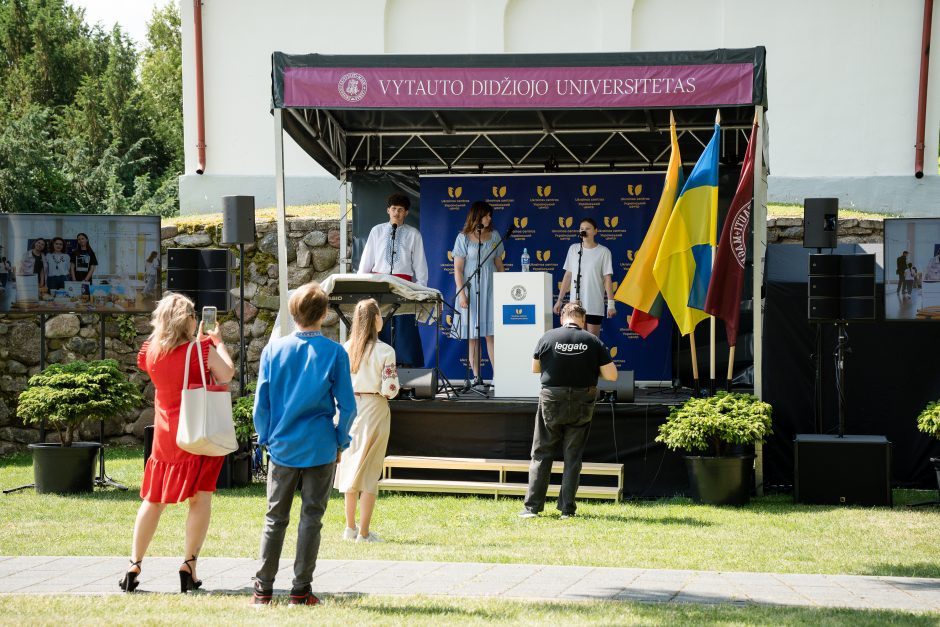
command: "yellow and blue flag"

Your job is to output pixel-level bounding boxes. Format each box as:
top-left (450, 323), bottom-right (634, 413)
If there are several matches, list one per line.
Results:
top-left (614, 116), bottom-right (683, 339)
top-left (652, 123), bottom-right (720, 336)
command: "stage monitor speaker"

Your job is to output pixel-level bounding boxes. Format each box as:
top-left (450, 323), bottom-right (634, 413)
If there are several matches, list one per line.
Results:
top-left (803, 198), bottom-right (839, 249)
top-left (597, 370), bottom-right (635, 403)
top-left (221, 195), bottom-right (256, 245)
top-left (807, 254), bottom-right (876, 322)
top-left (167, 248), bottom-right (230, 271)
top-left (397, 368), bottom-right (437, 400)
top-left (794, 434), bottom-right (892, 506)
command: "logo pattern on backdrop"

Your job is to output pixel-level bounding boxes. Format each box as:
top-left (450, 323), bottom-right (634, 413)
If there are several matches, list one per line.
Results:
top-left (419, 173), bottom-right (672, 381)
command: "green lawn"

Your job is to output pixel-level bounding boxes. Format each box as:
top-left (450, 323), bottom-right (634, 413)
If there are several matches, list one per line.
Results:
top-left (0, 594), bottom-right (936, 626)
top-left (2, 447), bottom-right (939, 579)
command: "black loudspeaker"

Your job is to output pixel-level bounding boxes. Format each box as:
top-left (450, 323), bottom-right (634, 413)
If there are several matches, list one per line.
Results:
top-left (794, 434), bottom-right (892, 506)
top-left (397, 368), bottom-right (437, 399)
top-left (803, 198), bottom-right (839, 249)
top-left (221, 195), bottom-right (256, 245)
top-left (807, 254), bottom-right (875, 322)
top-left (597, 371), bottom-right (635, 403)
top-left (166, 248), bottom-right (232, 311)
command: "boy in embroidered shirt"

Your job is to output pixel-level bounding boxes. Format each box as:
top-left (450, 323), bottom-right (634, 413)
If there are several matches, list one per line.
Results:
top-left (251, 281), bottom-right (357, 606)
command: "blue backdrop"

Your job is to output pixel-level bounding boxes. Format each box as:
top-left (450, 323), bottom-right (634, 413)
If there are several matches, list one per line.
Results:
top-left (418, 172), bottom-right (673, 383)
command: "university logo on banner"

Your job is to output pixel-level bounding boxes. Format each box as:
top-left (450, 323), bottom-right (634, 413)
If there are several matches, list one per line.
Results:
top-left (604, 216), bottom-right (620, 228)
top-left (491, 185), bottom-right (508, 198)
top-left (447, 186), bottom-right (463, 198)
top-left (514, 217), bottom-right (528, 228)
top-left (536, 185), bottom-right (553, 197)
top-left (558, 216), bottom-right (574, 228)
top-left (536, 250), bottom-right (552, 262)
top-left (337, 72), bottom-right (367, 102)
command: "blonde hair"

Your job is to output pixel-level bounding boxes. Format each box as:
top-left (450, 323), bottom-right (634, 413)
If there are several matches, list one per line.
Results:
top-left (289, 281), bottom-right (328, 328)
top-left (146, 292), bottom-right (196, 362)
top-left (347, 298), bottom-right (380, 374)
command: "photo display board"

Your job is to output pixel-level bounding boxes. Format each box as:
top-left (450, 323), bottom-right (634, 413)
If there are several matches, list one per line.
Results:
top-left (0, 213), bottom-right (161, 314)
top-left (884, 218), bottom-right (940, 321)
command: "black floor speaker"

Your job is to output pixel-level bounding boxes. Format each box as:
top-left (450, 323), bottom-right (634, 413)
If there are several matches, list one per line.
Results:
top-left (397, 368), bottom-right (437, 399)
top-left (794, 434), bottom-right (892, 506)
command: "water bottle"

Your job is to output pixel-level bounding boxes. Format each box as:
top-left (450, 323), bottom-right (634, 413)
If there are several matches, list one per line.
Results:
top-left (520, 248), bottom-right (530, 272)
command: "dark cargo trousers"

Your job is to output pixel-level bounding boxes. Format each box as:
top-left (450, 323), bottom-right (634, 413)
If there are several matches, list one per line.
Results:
top-left (523, 385), bottom-right (597, 515)
top-left (255, 460), bottom-right (334, 591)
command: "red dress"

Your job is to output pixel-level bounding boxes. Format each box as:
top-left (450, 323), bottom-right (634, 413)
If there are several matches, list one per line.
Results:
top-left (137, 339), bottom-right (225, 503)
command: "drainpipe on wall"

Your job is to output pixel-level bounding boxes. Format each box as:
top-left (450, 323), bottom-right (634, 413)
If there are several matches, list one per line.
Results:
top-left (914, 0), bottom-right (933, 178)
top-left (194, 0), bottom-right (206, 174)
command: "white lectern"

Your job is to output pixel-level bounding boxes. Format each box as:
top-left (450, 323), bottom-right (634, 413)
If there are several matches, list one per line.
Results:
top-left (493, 272), bottom-right (552, 398)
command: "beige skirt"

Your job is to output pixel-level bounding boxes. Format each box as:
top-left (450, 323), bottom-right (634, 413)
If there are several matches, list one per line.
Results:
top-left (334, 394), bottom-right (390, 494)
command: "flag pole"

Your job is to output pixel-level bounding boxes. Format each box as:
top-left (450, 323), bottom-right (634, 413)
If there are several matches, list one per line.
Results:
top-left (726, 345), bottom-right (735, 391)
top-left (709, 109), bottom-right (721, 396)
top-left (689, 332), bottom-right (700, 394)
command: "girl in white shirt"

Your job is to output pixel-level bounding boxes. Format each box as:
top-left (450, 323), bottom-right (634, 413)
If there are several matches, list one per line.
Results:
top-left (553, 218), bottom-right (616, 337)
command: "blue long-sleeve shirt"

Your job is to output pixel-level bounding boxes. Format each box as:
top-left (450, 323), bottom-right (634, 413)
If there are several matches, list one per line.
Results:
top-left (253, 331), bottom-right (357, 468)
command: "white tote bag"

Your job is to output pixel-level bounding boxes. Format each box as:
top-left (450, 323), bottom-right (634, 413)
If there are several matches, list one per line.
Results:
top-left (176, 340), bottom-right (238, 456)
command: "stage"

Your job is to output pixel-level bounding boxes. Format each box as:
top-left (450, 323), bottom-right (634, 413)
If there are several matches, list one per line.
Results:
top-left (387, 388), bottom-right (691, 499)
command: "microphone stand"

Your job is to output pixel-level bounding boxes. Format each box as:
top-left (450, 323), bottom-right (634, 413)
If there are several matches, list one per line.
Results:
top-left (388, 223), bottom-right (398, 347)
top-left (575, 234), bottom-right (584, 305)
top-left (473, 226), bottom-right (487, 392)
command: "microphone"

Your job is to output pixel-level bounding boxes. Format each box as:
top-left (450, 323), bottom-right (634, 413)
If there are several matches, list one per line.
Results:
top-left (391, 223), bottom-right (398, 239)
top-left (579, 230), bottom-right (588, 238)
top-left (475, 223), bottom-right (484, 231)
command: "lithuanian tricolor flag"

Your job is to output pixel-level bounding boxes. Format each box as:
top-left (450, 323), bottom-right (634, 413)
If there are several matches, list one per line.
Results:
top-left (614, 116), bottom-right (683, 339)
top-left (652, 123), bottom-right (720, 336)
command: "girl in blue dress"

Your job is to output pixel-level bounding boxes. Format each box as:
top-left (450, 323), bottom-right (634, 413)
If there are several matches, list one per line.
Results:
top-left (453, 201), bottom-right (505, 381)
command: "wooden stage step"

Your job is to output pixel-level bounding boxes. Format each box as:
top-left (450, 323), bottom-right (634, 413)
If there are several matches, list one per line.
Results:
top-left (379, 455), bottom-right (623, 501)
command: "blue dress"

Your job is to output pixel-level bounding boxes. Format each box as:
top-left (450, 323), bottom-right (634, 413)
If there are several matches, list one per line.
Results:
top-left (454, 231), bottom-right (504, 338)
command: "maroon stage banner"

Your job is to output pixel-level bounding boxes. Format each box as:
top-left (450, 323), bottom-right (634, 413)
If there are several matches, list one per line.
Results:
top-left (282, 63), bottom-right (754, 109)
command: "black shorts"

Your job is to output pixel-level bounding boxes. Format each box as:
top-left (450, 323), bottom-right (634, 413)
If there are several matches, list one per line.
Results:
top-left (585, 314), bottom-right (603, 326)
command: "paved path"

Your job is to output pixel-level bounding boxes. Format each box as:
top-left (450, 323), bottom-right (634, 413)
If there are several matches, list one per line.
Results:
top-left (1, 556), bottom-right (939, 612)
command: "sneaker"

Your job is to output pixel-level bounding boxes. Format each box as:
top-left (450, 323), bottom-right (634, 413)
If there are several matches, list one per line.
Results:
top-left (356, 531), bottom-right (383, 543)
top-left (342, 525), bottom-right (359, 541)
top-left (560, 512), bottom-right (576, 519)
top-left (517, 508), bottom-right (538, 519)
top-left (288, 586), bottom-right (321, 606)
top-left (251, 581), bottom-right (273, 607)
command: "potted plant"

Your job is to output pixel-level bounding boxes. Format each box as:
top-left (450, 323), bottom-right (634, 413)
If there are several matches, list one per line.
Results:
top-left (17, 359), bottom-right (143, 494)
top-left (915, 401), bottom-right (940, 495)
top-left (656, 391), bottom-right (773, 505)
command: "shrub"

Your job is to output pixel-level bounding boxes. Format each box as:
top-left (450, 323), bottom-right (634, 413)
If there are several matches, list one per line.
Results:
top-left (17, 359), bottom-right (144, 447)
top-left (656, 391), bottom-right (773, 457)
top-left (916, 401), bottom-right (940, 440)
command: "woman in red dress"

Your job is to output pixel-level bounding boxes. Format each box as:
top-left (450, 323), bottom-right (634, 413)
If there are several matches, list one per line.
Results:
top-left (120, 293), bottom-right (235, 593)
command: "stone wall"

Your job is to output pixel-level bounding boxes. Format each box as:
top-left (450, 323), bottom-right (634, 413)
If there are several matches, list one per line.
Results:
top-left (0, 216), bottom-right (884, 454)
top-left (0, 216), bottom-right (349, 455)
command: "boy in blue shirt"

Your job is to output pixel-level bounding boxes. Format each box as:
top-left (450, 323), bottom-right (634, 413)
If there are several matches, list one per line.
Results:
top-left (252, 281), bottom-right (357, 606)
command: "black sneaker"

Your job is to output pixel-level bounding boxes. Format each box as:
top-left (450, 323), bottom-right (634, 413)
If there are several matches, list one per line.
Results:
top-left (289, 586), bottom-right (321, 606)
top-left (251, 581), bottom-right (273, 607)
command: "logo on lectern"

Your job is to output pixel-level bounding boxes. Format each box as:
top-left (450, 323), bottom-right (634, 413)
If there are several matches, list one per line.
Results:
top-left (511, 285), bottom-right (527, 301)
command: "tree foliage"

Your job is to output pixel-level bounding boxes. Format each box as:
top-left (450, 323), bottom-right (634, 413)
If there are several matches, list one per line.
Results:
top-left (17, 359), bottom-right (144, 447)
top-left (0, 0), bottom-right (182, 216)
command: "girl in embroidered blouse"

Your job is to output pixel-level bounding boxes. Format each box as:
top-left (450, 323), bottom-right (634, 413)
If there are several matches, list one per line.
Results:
top-left (335, 298), bottom-right (400, 542)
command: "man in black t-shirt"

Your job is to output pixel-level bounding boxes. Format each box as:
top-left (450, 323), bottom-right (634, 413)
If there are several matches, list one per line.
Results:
top-left (519, 303), bottom-right (617, 519)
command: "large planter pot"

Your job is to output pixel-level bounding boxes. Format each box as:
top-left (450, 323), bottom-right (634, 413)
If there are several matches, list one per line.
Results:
top-left (685, 455), bottom-right (753, 505)
top-left (29, 442), bottom-right (101, 495)
top-left (932, 458), bottom-right (940, 496)
top-left (216, 441), bottom-right (253, 490)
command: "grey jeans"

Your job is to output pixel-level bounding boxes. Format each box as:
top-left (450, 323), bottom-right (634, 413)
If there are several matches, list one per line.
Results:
top-left (524, 386), bottom-right (597, 515)
top-left (255, 460), bottom-right (335, 590)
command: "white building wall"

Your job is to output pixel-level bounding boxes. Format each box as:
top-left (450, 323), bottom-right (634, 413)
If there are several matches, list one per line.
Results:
top-left (180, 0), bottom-right (940, 214)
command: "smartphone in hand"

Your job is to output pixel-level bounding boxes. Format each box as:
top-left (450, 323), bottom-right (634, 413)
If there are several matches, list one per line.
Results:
top-left (202, 306), bottom-right (217, 333)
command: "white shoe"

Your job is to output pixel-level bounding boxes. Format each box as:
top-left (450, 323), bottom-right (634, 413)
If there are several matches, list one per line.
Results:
top-left (356, 531), bottom-right (383, 543)
top-left (342, 526), bottom-right (359, 541)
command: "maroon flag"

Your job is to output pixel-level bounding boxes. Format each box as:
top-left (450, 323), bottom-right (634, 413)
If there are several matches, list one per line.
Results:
top-left (704, 120), bottom-right (758, 347)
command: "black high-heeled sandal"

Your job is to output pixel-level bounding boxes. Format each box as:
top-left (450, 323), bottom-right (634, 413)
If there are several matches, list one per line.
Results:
top-left (179, 555), bottom-right (203, 593)
top-left (118, 559), bottom-right (142, 592)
